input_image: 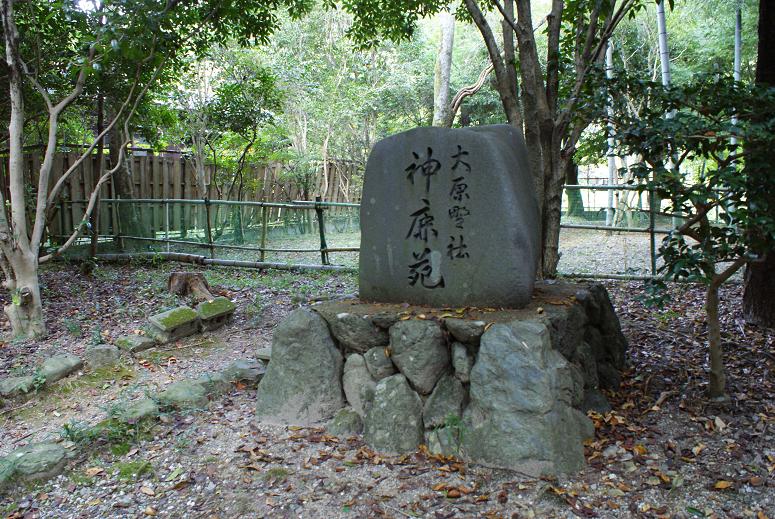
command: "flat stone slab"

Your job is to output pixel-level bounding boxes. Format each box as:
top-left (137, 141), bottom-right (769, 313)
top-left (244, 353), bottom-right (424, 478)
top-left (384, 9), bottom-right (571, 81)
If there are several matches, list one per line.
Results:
top-left (359, 125), bottom-right (539, 308)
top-left (39, 354), bottom-right (83, 383)
top-left (115, 334), bottom-right (155, 353)
top-left (85, 344), bottom-right (120, 369)
top-left (0, 443), bottom-right (70, 488)
top-left (158, 380), bottom-right (209, 409)
top-left (119, 398), bottom-right (160, 423)
top-left (149, 306), bottom-right (200, 341)
top-left (0, 376), bottom-right (35, 398)
top-left (196, 297), bottom-right (236, 331)
top-left (255, 348), bottom-right (272, 362)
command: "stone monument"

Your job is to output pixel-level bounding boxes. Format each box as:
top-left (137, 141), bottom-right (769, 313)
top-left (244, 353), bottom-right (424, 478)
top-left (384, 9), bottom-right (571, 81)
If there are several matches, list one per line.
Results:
top-left (359, 125), bottom-right (539, 308)
top-left (255, 125), bottom-right (629, 476)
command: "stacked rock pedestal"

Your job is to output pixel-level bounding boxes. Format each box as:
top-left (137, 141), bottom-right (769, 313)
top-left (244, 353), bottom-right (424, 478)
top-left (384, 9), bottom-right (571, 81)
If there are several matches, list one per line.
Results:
top-left (255, 281), bottom-right (627, 476)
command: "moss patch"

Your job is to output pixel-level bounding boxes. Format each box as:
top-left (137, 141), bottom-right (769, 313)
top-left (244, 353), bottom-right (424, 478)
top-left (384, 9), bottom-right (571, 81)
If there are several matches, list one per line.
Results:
top-left (114, 460), bottom-right (153, 481)
top-left (149, 306), bottom-right (198, 332)
top-left (196, 297), bottom-right (236, 320)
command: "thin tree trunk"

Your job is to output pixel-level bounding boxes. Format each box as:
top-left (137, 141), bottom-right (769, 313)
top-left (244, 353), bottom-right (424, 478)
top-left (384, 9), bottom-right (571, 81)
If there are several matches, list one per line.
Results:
top-left (463, 0), bottom-right (521, 128)
top-left (706, 281), bottom-right (725, 398)
top-left (432, 11), bottom-right (455, 127)
top-left (90, 93), bottom-right (105, 257)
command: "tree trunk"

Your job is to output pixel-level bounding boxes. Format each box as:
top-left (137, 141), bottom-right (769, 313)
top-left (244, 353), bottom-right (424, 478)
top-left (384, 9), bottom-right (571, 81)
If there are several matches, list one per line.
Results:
top-left (463, 0), bottom-right (521, 128)
top-left (743, 0), bottom-right (775, 327)
top-left (3, 252), bottom-right (45, 338)
top-left (564, 159), bottom-right (584, 217)
top-left (432, 11), bottom-right (454, 127)
top-left (168, 271), bottom-right (214, 301)
top-left (706, 282), bottom-right (726, 398)
top-left (110, 122), bottom-right (144, 239)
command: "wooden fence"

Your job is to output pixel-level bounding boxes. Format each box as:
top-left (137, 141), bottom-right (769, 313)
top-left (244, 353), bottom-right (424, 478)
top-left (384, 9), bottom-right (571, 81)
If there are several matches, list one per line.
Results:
top-left (0, 149), bottom-right (362, 239)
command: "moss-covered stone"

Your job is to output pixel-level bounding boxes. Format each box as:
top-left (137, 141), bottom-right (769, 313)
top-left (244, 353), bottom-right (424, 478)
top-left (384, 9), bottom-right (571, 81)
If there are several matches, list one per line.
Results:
top-left (149, 306), bottom-right (199, 341)
top-left (115, 334), bottom-right (155, 353)
top-left (119, 398), bottom-right (160, 423)
top-left (196, 372), bottom-right (232, 396)
top-left (196, 297), bottom-right (236, 321)
top-left (39, 354), bottom-right (83, 383)
top-left (327, 407), bottom-right (363, 438)
top-left (0, 376), bottom-right (35, 398)
top-left (6, 443), bottom-right (69, 482)
top-left (158, 380), bottom-right (209, 409)
top-left (150, 306), bottom-right (199, 331)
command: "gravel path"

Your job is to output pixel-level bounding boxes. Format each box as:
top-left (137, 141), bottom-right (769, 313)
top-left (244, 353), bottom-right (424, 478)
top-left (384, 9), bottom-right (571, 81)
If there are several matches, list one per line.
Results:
top-left (0, 266), bottom-right (773, 518)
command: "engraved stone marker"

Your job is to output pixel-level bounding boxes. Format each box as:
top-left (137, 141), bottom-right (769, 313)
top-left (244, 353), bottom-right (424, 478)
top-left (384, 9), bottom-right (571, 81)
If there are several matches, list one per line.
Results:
top-left (359, 124), bottom-right (540, 308)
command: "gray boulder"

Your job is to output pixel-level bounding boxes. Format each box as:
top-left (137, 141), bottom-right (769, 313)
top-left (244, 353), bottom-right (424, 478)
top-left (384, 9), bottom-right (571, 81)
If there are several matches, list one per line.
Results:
top-left (197, 372), bottom-right (232, 396)
top-left (451, 342), bottom-right (473, 383)
top-left (85, 344), bottom-right (120, 369)
top-left (222, 359), bottom-right (266, 386)
top-left (327, 407), bottom-right (363, 438)
top-left (582, 388), bottom-right (612, 414)
top-left (364, 374), bottom-right (424, 454)
top-left (315, 310), bottom-right (388, 353)
top-left (115, 334), bottom-right (155, 353)
top-left (3, 443), bottom-right (69, 485)
top-left (541, 303), bottom-right (588, 359)
top-left (364, 346), bottom-right (396, 380)
top-left (158, 380), bottom-right (209, 409)
top-left (423, 375), bottom-right (465, 429)
top-left (389, 320), bottom-right (449, 395)
top-left (255, 309), bottom-right (344, 425)
top-left (462, 320), bottom-right (593, 476)
top-left (444, 319), bottom-right (486, 345)
top-left (426, 427), bottom-right (462, 456)
top-left (39, 354), bottom-right (82, 383)
top-left (342, 354), bottom-right (376, 416)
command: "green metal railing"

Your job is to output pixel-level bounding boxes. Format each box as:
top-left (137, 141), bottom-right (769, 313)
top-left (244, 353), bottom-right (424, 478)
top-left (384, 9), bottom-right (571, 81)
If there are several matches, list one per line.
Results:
top-left (50, 184), bottom-right (691, 277)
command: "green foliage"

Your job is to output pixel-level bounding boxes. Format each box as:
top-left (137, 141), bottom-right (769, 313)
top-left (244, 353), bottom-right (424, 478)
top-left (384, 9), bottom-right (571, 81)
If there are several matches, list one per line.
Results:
top-left (608, 75), bottom-right (775, 284)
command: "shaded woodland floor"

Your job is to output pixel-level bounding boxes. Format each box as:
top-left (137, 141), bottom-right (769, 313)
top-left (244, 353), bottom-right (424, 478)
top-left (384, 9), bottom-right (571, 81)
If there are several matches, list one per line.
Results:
top-left (0, 262), bottom-right (772, 518)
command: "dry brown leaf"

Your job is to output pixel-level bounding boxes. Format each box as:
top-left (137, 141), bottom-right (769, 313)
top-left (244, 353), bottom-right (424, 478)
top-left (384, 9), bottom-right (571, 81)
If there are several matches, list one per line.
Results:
top-left (85, 467), bottom-right (104, 477)
top-left (713, 480), bottom-right (734, 490)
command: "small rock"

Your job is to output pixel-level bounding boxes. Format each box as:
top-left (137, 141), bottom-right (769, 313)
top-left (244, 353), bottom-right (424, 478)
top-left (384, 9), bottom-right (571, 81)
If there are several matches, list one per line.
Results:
top-left (317, 311), bottom-right (388, 353)
top-left (364, 374), bottom-right (424, 454)
top-left (363, 347), bottom-right (396, 381)
top-left (85, 344), bottom-right (120, 370)
top-left (451, 342), bottom-right (473, 383)
top-left (444, 318), bottom-right (486, 344)
top-left (119, 398), bottom-right (159, 424)
top-left (327, 407), bottom-right (363, 437)
top-left (389, 320), bottom-right (449, 395)
top-left (423, 375), bottom-right (465, 429)
top-left (371, 312), bottom-right (399, 330)
top-left (196, 372), bottom-right (231, 397)
top-left (0, 375), bottom-right (36, 398)
top-left (343, 354), bottom-right (376, 416)
top-left (115, 334), bottom-right (155, 353)
top-left (158, 380), bottom-right (209, 409)
top-left (221, 359), bottom-right (266, 386)
top-left (255, 348), bottom-right (272, 362)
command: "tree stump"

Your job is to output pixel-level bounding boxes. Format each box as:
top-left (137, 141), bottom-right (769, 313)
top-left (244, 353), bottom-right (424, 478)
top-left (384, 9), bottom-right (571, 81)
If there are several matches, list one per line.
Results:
top-left (167, 272), bottom-right (215, 301)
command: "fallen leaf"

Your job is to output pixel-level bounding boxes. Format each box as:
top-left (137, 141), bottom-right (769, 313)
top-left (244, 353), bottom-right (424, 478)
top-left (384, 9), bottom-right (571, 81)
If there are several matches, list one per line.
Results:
top-left (144, 506), bottom-right (157, 516)
top-left (85, 467), bottom-right (104, 477)
top-left (139, 486), bottom-right (155, 496)
top-left (713, 480), bottom-right (734, 490)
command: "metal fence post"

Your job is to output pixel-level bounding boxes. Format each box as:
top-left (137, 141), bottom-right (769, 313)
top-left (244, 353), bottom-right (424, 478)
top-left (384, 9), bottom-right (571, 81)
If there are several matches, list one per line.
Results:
top-left (260, 204), bottom-right (268, 262)
top-left (314, 196), bottom-right (329, 265)
top-left (164, 200), bottom-right (170, 253)
top-left (204, 198), bottom-right (215, 259)
top-left (648, 186), bottom-right (657, 276)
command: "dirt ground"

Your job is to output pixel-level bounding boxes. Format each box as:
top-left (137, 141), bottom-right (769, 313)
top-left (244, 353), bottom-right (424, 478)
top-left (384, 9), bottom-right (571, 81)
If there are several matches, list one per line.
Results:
top-left (0, 261), bottom-right (773, 518)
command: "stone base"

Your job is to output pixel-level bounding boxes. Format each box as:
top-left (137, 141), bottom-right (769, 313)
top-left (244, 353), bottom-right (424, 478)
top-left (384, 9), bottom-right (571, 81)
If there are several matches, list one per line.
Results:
top-left (254, 281), bottom-right (627, 476)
